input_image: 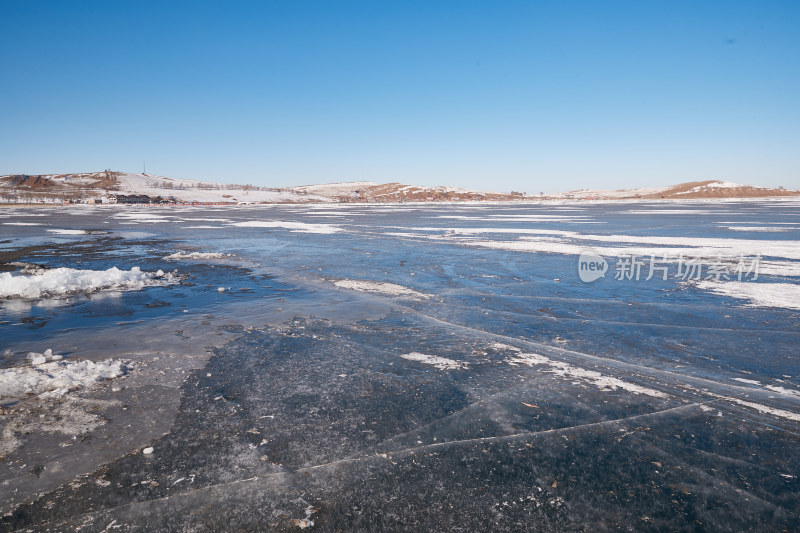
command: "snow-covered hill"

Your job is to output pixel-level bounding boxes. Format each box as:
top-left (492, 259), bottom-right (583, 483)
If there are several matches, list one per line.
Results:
top-left (549, 180), bottom-right (798, 200)
top-left (1, 171), bottom-right (796, 204)
top-left (0, 172), bottom-right (524, 204)
top-left (0, 171), bottom-right (330, 204)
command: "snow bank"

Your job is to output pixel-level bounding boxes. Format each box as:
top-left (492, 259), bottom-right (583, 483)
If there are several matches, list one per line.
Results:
top-left (229, 221), bottom-right (342, 234)
top-left (696, 281), bottom-right (800, 310)
top-left (0, 358), bottom-right (128, 400)
top-left (332, 279), bottom-right (429, 298)
top-left (0, 266), bottom-right (178, 299)
top-left (400, 352), bottom-right (469, 370)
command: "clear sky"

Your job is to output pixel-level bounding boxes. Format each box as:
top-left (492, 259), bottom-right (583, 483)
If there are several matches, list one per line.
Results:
top-left (1, 1), bottom-right (798, 193)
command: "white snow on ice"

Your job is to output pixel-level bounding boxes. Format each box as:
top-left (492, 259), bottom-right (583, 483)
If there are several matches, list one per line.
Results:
top-left (332, 279), bottom-right (429, 299)
top-left (696, 281), bottom-right (800, 310)
top-left (229, 221), bottom-right (342, 234)
top-left (164, 251), bottom-right (233, 260)
top-left (723, 226), bottom-right (791, 232)
top-left (507, 353), bottom-right (666, 397)
top-left (713, 395), bottom-right (800, 422)
top-left (0, 266), bottom-right (178, 299)
top-left (400, 352), bottom-right (470, 370)
top-left (46, 229), bottom-right (89, 235)
top-left (0, 358), bottom-right (128, 400)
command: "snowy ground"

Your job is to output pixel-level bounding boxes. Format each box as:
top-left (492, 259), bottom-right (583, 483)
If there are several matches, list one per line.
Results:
top-left (1, 200), bottom-right (799, 530)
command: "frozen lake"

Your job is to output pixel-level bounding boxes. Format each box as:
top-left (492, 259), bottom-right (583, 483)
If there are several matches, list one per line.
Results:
top-left (1, 200), bottom-right (800, 530)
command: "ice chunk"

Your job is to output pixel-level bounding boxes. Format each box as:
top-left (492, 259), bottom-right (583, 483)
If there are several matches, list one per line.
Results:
top-left (26, 352), bottom-right (47, 365)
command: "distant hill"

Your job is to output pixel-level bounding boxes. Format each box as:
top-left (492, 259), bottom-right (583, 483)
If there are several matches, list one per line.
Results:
top-left (0, 171), bottom-right (524, 204)
top-left (0, 172), bottom-right (796, 204)
top-left (549, 180), bottom-right (799, 200)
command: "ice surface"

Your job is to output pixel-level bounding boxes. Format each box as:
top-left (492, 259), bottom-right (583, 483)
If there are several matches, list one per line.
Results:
top-left (1, 202), bottom-right (799, 531)
top-left (0, 266), bottom-right (178, 299)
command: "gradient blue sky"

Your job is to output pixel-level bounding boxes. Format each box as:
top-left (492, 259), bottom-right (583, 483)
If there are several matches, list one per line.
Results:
top-left (1, 1), bottom-right (798, 192)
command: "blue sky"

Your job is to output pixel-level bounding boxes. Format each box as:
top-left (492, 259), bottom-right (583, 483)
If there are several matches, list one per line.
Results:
top-left (1, 1), bottom-right (798, 192)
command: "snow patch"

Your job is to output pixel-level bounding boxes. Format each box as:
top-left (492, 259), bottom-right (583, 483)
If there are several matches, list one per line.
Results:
top-left (181, 225), bottom-right (223, 229)
top-left (229, 221), bottom-right (342, 234)
top-left (696, 281), bottom-right (800, 310)
top-left (164, 251), bottom-right (233, 260)
top-left (733, 378), bottom-right (761, 385)
top-left (0, 358), bottom-right (129, 401)
top-left (716, 395), bottom-right (800, 422)
top-left (332, 279), bottom-right (428, 299)
top-left (765, 385), bottom-right (800, 398)
top-left (0, 266), bottom-right (178, 299)
top-left (46, 229), bottom-right (89, 235)
top-left (508, 353), bottom-right (666, 397)
top-left (489, 342), bottom-right (521, 352)
top-left (723, 226), bottom-right (790, 232)
top-left (400, 352), bottom-right (469, 370)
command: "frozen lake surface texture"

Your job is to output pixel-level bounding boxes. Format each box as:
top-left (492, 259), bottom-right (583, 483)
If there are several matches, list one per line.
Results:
top-left (1, 200), bottom-right (799, 531)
